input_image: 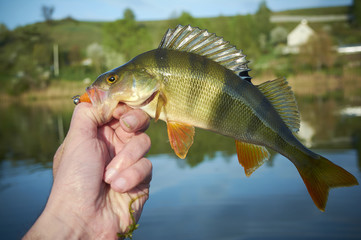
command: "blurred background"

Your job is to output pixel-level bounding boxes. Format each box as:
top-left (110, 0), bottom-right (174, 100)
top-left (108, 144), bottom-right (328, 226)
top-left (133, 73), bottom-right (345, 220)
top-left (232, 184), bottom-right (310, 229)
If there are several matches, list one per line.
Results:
top-left (0, 0), bottom-right (361, 239)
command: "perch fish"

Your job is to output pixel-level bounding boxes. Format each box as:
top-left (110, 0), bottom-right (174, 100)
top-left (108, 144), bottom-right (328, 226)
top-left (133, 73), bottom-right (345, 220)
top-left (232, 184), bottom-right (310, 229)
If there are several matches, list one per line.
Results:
top-left (74, 25), bottom-right (358, 211)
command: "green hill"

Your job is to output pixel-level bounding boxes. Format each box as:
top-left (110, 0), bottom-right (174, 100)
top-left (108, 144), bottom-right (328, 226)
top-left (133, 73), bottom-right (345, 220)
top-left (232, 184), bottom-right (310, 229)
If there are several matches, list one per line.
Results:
top-left (273, 6), bottom-right (350, 16)
top-left (16, 5), bottom-right (355, 52)
top-left (1, 4), bottom-right (359, 96)
top-left (39, 5), bottom-right (356, 54)
top-left (30, 18), bottom-right (106, 51)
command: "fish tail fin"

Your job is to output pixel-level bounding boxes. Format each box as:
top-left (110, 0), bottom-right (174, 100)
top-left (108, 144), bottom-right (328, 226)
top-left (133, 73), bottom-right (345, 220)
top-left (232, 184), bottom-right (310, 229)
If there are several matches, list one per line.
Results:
top-left (295, 154), bottom-right (358, 211)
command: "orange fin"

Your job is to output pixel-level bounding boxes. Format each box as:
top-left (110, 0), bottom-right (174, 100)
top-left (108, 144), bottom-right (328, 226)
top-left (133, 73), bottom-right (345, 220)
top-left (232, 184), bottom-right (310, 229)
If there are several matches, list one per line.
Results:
top-left (296, 155), bottom-right (358, 211)
top-left (167, 122), bottom-right (195, 159)
top-left (235, 140), bottom-right (270, 177)
top-left (155, 92), bottom-right (167, 122)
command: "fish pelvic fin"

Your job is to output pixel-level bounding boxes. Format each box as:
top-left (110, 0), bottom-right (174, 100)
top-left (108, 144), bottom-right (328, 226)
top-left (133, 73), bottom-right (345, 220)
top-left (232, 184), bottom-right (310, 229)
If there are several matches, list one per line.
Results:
top-left (159, 25), bottom-right (250, 77)
top-left (257, 77), bottom-right (300, 132)
top-left (167, 121), bottom-right (195, 159)
top-left (295, 154), bottom-right (358, 211)
top-left (235, 140), bottom-right (270, 177)
top-left (155, 91), bottom-right (167, 122)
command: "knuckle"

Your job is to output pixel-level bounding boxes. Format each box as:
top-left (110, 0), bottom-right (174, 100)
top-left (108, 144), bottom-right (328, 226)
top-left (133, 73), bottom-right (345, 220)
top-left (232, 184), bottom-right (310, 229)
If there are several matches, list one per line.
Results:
top-left (143, 158), bottom-right (153, 172)
top-left (131, 167), bottom-right (143, 183)
top-left (138, 133), bottom-right (151, 148)
top-left (136, 110), bottom-right (150, 128)
top-left (123, 148), bottom-right (137, 162)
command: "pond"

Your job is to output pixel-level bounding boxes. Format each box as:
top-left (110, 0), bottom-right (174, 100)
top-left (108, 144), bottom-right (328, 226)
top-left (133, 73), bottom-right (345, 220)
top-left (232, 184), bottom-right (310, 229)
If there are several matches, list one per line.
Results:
top-left (0, 97), bottom-right (361, 239)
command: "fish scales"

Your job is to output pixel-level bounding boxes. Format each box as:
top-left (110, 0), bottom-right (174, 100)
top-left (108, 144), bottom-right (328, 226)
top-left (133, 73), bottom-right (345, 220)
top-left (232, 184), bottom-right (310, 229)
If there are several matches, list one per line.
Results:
top-left (137, 49), bottom-right (294, 149)
top-left (138, 51), bottom-right (249, 134)
top-left (81, 25), bottom-right (358, 211)
top-left (112, 47), bottom-right (315, 160)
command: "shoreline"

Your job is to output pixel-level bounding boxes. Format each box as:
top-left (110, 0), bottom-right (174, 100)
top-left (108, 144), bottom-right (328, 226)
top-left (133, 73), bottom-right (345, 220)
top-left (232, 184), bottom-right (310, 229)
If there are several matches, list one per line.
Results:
top-left (1, 71), bottom-right (361, 106)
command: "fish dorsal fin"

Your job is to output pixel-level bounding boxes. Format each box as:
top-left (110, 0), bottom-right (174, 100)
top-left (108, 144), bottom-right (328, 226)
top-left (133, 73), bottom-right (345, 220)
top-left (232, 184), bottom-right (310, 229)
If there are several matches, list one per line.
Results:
top-left (159, 25), bottom-right (250, 76)
top-left (257, 77), bottom-right (300, 132)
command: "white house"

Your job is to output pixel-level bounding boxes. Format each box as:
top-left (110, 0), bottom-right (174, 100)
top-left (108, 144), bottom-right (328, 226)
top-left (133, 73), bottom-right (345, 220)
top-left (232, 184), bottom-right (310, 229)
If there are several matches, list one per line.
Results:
top-left (284, 19), bottom-right (315, 54)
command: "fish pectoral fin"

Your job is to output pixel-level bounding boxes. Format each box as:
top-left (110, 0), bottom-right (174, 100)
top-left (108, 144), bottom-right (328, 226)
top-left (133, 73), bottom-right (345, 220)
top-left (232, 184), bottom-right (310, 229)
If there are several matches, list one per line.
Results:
top-left (155, 91), bottom-right (167, 122)
top-left (167, 121), bottom-right (195, 159)
top-left (235, 140), bottom-right (270, 177)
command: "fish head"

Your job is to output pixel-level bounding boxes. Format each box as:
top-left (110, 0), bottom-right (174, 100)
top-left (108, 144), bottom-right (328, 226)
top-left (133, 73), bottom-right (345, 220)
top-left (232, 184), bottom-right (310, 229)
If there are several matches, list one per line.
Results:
top-left (86, 63), bottom-right (159, 123)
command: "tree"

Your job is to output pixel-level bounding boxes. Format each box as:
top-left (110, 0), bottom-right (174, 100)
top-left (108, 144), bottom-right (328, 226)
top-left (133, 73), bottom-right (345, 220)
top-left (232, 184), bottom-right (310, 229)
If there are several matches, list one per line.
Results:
top-left (255, 1), bottom-right (272, 35)
top-left (42, 6), bottom-right (54, 23)
top-left (0, 24), bottom-right (54, 94)
top-left (177, 11), bottom-right (196, 26)
top-left (167, 11), bottom-right (197, 27)
top-left (87, 43), bottom-right (105, 73)
top-left (68, 45), bottom-right (82, 65)
top-left (270, 26), bottom-right (288, 46)
top-left (232, 14), bottom-right (261, 59)
top-left (0, 24), bottom-right (10, 47)
top-left (298, 31), bottom-right (336, 71)
top-left (123, 8), bottom-right (135, 21)
top-left (103, 8), bottom-right (151, 60)
top-left (352, 0), bottom-right (361, 27)
top-left (254, 1), bottom-right (272, 52)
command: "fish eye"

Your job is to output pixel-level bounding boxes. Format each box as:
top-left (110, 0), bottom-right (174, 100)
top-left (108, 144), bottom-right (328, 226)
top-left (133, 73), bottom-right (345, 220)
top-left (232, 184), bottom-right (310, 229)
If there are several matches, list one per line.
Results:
top-left (106, 75), bottom-right (118, 84)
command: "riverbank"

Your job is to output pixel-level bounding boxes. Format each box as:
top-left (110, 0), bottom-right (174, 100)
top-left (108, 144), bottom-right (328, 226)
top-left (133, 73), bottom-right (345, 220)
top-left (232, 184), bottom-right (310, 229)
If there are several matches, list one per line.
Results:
top-left (0, 80), bottom-right (88, 106)
top-left (1, 71), bottom-right (361, 106)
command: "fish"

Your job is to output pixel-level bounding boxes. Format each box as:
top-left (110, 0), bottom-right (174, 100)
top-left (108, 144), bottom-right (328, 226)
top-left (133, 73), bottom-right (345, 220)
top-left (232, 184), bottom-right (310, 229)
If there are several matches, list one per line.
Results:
top-left (75, 25), bottom-right (358, 211)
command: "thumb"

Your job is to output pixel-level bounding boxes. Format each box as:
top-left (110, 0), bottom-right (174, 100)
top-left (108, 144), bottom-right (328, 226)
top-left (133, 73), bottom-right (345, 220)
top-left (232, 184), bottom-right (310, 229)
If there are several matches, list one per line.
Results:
top-left (68, 103), bottom-right (104, 138)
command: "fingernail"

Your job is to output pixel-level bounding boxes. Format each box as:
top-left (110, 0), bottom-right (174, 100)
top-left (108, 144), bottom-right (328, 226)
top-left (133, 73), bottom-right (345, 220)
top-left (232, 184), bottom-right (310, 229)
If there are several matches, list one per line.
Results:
top-left (104, 168), bottom-right (117, 183)
top-left (121, 115), bottom-right (138, 130)
top-left (113, 177), bottom-right (127, 192)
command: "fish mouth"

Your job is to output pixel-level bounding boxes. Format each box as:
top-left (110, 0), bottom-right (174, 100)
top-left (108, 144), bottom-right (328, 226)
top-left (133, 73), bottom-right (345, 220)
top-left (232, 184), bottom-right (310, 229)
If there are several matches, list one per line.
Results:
top-left (86, 86), bottom-right (118, 123)
top-left (86, 86), bottom-right (107, 106)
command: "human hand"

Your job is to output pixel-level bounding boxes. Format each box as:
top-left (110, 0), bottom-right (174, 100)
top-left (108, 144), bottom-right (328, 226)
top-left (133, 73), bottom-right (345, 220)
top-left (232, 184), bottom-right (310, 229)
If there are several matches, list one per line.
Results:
top-left (24, 103), bottom-right (152, 239)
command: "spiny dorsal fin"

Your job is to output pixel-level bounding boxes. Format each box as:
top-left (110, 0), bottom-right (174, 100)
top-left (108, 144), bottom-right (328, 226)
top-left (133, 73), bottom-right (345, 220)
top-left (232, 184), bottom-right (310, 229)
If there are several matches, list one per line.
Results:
top-left (159, 25), bottom-right (250, 76)
top-left (257, 77), bottom-right (300, 132)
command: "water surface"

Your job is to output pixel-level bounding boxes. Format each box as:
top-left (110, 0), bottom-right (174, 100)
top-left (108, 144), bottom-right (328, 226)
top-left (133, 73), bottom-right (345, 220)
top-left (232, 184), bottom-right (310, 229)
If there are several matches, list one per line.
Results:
top-left (0, 98), bottom-right (361, 239)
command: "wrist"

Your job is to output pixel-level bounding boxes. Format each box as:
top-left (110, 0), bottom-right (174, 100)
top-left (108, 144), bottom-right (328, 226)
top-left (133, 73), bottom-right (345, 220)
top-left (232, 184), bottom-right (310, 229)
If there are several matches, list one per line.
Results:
top-left (23, 204), bottom-right (91, 240)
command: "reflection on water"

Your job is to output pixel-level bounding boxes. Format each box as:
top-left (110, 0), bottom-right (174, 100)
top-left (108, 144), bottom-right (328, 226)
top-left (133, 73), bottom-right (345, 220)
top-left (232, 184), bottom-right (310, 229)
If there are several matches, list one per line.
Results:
top-left (0, 97), bottom-right (361, 239)
top-left (0, 102), bottom-right (73, 167)
top-left (137, 150), bottom-right (361, 240)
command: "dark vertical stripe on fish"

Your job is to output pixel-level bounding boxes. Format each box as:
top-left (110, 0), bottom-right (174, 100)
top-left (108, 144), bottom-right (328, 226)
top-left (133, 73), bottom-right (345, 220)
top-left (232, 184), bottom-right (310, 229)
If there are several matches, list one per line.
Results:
top-left (251, 93), bottom-right (292, 146)
top-left (272, 133), bottom-right (289, 156)
top-left (243, 95), bottom-right (272, 139)
top-left (209, 69), bottom-right (238, 128)
top-left (224, 67), bottom-right (243, 90)
top-left (245, 113), bottom-right (263, 138)
top-left (187, 53), bottom-right (209, 113)
top-left (154, 49), bottom-right (169, 72)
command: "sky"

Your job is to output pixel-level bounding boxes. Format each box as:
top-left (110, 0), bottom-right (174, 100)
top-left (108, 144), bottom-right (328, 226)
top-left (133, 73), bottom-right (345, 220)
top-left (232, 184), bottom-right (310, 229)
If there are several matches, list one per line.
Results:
top-left (0, 0), bottom-right (353, 29)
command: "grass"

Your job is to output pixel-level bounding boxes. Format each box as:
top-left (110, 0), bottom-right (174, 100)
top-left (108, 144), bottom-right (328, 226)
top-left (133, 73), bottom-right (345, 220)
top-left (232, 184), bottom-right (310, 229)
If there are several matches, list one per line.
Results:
top-left (34, 19), bottom-right (105, 51)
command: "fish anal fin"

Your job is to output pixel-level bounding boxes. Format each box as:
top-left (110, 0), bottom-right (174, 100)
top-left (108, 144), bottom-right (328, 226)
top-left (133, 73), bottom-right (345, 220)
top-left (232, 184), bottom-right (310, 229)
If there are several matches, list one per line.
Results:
top-left (155, 91), bottom-right (167, 122)
top-left (235, 140), bottom-right (270, 177)
top-left (295, 155), bottom-right (358, 211)
top-left (257, 77), bottom-right (300, 132)
top-left (167, 122), bottom-right (195, 159)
